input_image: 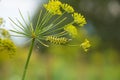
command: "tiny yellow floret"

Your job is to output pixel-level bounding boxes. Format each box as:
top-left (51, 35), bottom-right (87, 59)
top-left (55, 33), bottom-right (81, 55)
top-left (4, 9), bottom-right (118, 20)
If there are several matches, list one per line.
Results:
top-left (72, 12), bottom-right (87, 27)
top-left (44, 0), bottom-right (62, 15)
top-left (80, 39), bottom-right (91, 52)
top-left (61, 3), bottom-right (74, 13)
top-left (64, 24), bottom-right (78, 38)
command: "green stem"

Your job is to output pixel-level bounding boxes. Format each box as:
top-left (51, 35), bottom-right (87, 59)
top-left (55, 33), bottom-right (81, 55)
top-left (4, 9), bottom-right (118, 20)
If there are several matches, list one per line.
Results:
top-left (22, 38), bottom-right (35, 80)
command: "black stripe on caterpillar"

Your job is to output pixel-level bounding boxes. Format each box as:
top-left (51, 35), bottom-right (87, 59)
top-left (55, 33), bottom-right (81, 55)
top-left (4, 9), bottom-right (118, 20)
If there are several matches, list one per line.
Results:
top-left (46, 36), bottom-right (70, 44)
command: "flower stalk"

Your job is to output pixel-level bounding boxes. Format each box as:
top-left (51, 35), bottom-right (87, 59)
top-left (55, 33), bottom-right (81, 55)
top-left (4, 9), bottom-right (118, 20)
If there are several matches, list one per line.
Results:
top-left (22, 38), bottom-right (35, 80)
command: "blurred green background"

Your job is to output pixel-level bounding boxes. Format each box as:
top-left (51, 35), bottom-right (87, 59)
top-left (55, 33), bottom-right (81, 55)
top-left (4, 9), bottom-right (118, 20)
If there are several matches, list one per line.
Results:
top-left (0, 0), bottom-right (120, 80)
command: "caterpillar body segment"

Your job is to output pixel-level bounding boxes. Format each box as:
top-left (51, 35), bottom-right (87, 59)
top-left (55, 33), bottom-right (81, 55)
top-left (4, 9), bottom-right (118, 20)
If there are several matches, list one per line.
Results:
top-left (46, 36), bottom-right (70, 44)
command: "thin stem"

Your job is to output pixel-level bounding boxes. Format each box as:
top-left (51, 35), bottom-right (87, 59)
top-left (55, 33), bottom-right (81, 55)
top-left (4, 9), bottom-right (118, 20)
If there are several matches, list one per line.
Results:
top-left (52, 17), bottom-right (67, 28)
top-left (22, 38), bottom-right (35, 80)
top-left (35, 10), bottom-right (42, 32)
top-left (50, 11), bottom-right (66, 24)
top-left (67, 45), bottom-right (78, 47)
top-left (19, 9), bottom-right (29, 28)
top-left (54, 31), bottom-right (68, 37)
top-left (37, 38), bottom-right (49, 47)
top-left (42, 17), bottom-right (67, 35)
top-left (41, 13), bottom-right (52, 27)
top-left (38, 11), bottom-right (49, 29)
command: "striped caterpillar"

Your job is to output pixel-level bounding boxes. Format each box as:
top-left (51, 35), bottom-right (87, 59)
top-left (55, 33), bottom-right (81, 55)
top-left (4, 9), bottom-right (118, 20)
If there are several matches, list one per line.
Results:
top-left (46, 36), bottom-right (70, 44)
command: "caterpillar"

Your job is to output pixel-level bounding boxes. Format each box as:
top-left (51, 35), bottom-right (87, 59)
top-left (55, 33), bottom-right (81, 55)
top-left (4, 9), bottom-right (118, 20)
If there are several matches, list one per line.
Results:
top-left (46, 36), bottom-right (70, 44)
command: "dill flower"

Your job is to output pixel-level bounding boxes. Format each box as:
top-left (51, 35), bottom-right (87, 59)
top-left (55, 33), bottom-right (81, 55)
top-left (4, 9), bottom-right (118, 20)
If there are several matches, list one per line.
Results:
top-left (0, 18), bottom-right (3, 25)
top-left (61, 3), bottom-right (74, 13)
top-left (72, 12), bottom-right (87, 27)
top-left (64, 24), bottom-right (78, 38)
top-left (0, 28), bottom-right (10, 38)
top-left (44, 0), bottom-right (62, 15)
top-left (80, 39), bottom-right (91, 52)
top-left (0, 38), bottom-right (16, 54)
top-left (0, 28), bottom-right (16, 55)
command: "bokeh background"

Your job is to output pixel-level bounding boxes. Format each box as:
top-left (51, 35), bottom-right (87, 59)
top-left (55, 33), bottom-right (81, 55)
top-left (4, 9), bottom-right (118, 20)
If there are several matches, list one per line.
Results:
top-left (0, 0), bottom-right (120, 80)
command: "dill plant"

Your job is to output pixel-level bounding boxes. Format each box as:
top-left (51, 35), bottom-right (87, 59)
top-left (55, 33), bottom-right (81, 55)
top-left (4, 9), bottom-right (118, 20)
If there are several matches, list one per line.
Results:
top-left (9, 0), bottom-right (91, 80)
top-left (0, 28), bottom-right (16, 57)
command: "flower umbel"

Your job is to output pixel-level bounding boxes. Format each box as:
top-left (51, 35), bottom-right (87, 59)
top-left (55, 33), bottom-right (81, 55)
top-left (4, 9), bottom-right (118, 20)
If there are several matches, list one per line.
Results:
top-left (80, 39), bottom-right (91, 52)
top-left (44, 0), bottom-right (62, 15)
top-left (72, 12), bottom-right (87, 27)
top-left (64, 24), bottom-right (78, 38)
top-left (61, 3), bottom-right (74, 13)
top-left (0, 38), bottom-right (16, 54)
top-left (0, 28), bottom-right (10, 38)
top-left (0, 28), bottom-right (16, 55)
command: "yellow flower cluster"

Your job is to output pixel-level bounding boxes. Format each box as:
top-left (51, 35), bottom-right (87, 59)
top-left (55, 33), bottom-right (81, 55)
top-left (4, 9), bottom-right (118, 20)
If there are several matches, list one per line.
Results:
top-left (72, 12), bottom-right (87, 27)
top-left (61, 3), bottom-right (74, 13)
top-left (44, 0), bottom-right (75, 15)
top-left (80, 39), bottom-right (91, 52)
top-left (44, 0), bottom-right (62, 15)
top-left (0, 28), bottom-right (16, 55)
top-left (0, 28), bottom-right (10, 38)
top-left (0, 18), bottom-right (3, 25)
top-left (44, 0), bottom-right (88, 43)
top-left (64, 24), bottom-right (78, 38)
top-left (0, 38), bottom-right (16, 54)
